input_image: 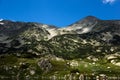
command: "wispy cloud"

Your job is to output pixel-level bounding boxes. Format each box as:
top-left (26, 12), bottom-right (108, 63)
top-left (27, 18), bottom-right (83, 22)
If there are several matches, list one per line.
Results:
top-left (0, 19), bottom-right (3, 21)
top-left (102, 0), bottom-right (116, 4)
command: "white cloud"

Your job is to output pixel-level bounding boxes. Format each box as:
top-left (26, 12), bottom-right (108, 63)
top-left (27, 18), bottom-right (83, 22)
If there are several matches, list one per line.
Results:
top-left (102, 0), bottom-right (116, 4)
top-left (0, 19), bottom-right (3, 21)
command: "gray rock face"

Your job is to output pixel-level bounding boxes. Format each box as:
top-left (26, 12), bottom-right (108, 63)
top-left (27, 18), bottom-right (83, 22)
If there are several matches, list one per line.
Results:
top-left (0, 16), bottom-right (120, 58)
top-left (37, 59), bottom-right (52, 72)
top-left (0, 16), bottom-right (120, 79)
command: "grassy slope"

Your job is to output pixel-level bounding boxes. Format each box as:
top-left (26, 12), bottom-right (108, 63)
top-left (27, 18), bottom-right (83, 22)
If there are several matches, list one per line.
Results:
top-left (0, 54), bottom-right (120, 80)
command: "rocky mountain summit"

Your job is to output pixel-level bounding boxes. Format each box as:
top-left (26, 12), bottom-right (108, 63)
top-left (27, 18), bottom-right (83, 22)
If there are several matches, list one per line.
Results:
top-left (0, 16), bottom-right (120, 54)
top-left (0, 16), bottom-right (120, 79)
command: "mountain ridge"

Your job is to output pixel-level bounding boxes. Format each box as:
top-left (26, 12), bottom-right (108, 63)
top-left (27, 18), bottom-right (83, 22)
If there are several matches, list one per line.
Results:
top-left (0, 16), bottom-right (120, 79)
top-left (0, 15), bottom-right (120, 54)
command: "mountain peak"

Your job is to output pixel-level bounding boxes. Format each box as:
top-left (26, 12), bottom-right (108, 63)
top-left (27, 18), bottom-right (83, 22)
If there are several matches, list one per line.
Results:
top-left (85, 15), bottom-right (98, 19)
top-left (70, 16), bottom-right (99, 26)
top-left (82, 16), bottom-right (99, 21)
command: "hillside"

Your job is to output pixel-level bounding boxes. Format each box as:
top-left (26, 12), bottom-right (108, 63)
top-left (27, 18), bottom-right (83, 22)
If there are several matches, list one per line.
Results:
top-left (0, 16), bottom-right (120, 79)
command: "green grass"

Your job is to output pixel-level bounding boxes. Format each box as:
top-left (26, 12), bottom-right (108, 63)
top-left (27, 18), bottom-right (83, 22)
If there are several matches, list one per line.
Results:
top-left (0, 54), bottom-right (120, 80)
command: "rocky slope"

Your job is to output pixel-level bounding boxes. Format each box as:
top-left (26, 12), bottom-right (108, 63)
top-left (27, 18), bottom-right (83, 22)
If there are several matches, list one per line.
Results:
top-left (0, 16), bottom-right (120, 79)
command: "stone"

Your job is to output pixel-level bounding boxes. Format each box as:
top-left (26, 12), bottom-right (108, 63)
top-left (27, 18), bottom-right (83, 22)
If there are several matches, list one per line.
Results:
top-left (37, 59), bottom-right (52, 72)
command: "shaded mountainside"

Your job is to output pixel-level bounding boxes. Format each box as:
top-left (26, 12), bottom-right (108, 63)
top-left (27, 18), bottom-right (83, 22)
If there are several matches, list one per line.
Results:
top-left (0, 16), bottom-right (120, 55)
top-left (0, 16), bottom-right (120, 79)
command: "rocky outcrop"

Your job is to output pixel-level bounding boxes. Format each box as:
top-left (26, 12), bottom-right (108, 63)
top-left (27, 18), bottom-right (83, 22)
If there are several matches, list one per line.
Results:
top-left (37, 59), bottom-right (52, 72)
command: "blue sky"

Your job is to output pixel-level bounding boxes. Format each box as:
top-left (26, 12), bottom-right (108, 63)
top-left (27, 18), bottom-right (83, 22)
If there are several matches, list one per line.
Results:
top-left (0, 0), bottom-right (120, 27)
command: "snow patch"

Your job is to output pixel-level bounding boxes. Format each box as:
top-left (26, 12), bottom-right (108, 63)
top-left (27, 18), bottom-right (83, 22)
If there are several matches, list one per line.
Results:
top-left (65, 26), bottom-right (83, 31)
top-left (41, 25), bottom-right (58, 39)
top-left (80, 27), bottom-right (92, 34)
top-left (42, 25), bottom-right (49, 28)
top-left (77, 21), bottom-right (97, 34)
top-left (59, 21), bottom-right (98, 35)
top-left (47, 28), bottom-right (58, 39)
